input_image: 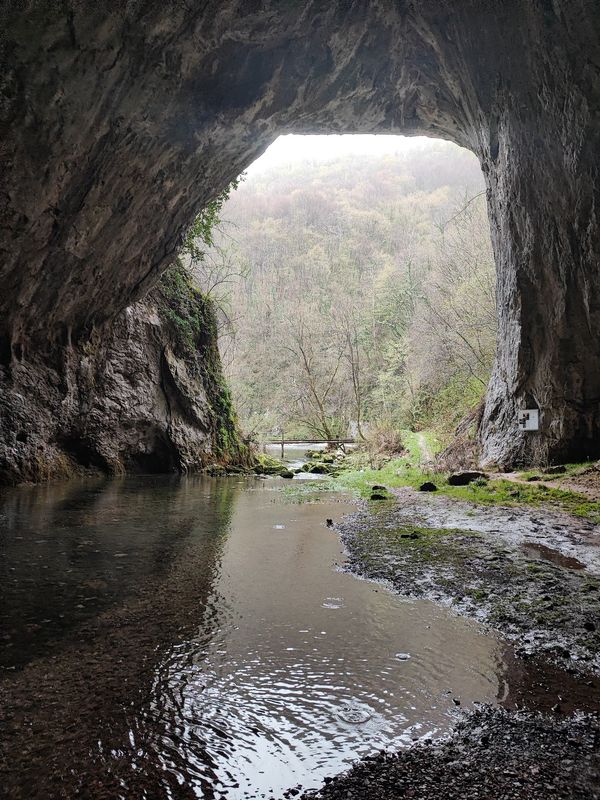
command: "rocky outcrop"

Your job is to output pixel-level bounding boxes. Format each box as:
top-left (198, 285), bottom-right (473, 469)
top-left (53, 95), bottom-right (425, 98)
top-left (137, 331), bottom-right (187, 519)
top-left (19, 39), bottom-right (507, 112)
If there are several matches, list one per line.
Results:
top-left (0, 267), bottom-right (247, 484)
top-left (1, 1), bottom-right (600, 472)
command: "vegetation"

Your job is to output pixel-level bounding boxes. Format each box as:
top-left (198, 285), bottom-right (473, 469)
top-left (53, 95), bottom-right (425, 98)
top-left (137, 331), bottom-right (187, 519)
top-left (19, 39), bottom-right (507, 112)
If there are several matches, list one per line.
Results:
top-left (157, 183), bottom-right (249, 464)
top-left (333, 448), bottom-right (600, 522)
top-left (201, 140), bottom-right (495, 445)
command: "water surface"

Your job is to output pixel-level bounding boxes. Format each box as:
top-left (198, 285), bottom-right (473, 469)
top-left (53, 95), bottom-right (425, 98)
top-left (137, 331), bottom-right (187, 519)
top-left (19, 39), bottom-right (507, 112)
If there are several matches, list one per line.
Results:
top-left (1, 476), bottom-right (522, 798)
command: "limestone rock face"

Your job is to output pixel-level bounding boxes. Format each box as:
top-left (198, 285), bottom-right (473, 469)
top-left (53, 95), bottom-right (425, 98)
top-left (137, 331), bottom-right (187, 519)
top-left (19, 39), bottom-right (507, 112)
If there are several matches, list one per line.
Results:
top-left (1, 1), bottom-right (600, 475)
top-left (0, 289), bottom-right (240, 485)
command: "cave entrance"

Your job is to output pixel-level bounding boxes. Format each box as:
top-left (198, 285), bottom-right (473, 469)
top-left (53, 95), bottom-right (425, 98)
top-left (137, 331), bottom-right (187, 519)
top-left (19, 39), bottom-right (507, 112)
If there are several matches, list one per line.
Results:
top-left (3, 3), bottom-right (600, 471)
top-left (194, 134), bottom-right (495, 458)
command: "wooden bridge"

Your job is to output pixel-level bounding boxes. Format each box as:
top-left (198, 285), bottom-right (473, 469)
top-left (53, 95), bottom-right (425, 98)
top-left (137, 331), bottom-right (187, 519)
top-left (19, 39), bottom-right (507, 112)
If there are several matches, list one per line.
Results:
top-left (264, 439), bottom-right (356, 446)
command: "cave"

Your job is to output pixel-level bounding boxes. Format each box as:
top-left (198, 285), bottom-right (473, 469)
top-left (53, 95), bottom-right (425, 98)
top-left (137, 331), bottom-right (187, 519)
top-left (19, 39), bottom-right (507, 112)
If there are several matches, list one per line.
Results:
top-left (1, 1), bottom-right (600, 483)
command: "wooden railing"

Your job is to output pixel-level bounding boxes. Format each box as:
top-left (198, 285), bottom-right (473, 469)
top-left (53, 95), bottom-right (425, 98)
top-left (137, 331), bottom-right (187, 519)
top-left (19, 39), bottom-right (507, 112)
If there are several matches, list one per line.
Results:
top-left (264, 439), bottom-right (356, 445)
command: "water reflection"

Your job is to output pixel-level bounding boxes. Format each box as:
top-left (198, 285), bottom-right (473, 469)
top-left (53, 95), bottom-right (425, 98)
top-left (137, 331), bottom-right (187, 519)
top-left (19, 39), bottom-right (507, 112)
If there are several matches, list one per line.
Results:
top-left (120, 485), bottom-right (504, 798)
top-left (1, 476), bottom-right (591, 799)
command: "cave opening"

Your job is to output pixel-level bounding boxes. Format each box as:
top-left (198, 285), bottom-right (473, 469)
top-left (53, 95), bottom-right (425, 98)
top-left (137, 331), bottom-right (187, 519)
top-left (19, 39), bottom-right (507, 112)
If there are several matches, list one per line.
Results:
top-left (199, 133), bottom-right (495, 457)
top-left (2, 6), bottom-right (600, 800)
top-left (1, 2), bottom-right (600, 483)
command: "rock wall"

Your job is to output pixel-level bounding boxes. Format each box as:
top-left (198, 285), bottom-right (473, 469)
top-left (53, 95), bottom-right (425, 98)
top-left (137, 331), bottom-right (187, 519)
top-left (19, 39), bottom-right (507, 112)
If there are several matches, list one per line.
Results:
top-left (1, 1), bottom-right (600, 474)
top-left (0, 267), bottom-right (247, 485)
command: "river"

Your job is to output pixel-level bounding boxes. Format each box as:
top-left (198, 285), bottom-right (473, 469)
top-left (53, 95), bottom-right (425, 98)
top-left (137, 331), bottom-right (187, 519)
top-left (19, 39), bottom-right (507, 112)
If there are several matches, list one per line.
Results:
top-left (1, 474), bottom-right (526, 799)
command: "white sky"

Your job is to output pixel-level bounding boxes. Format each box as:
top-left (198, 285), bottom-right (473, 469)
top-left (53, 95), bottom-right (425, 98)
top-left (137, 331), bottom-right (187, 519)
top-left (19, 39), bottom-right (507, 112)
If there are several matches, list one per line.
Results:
top-left (245, 134), bottom-right (445, 175)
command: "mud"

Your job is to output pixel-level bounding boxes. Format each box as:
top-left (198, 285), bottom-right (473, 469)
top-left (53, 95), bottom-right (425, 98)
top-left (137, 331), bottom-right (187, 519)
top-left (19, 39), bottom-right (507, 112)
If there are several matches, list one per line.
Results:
top-left (338, 488), bottom-right (600, 673)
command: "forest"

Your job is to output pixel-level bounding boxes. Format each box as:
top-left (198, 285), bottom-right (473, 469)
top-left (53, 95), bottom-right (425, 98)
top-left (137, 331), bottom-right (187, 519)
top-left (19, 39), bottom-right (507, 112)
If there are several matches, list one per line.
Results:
top-left (195, 138), bottom-right (496, 447)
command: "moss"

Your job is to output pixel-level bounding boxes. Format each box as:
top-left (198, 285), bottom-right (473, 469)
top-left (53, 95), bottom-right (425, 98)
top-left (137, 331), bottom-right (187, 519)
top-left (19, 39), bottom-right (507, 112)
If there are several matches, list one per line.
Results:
top-left (469, 588), bottom-right (488, 601)
top-left (254, 453), bottom-right (290, 475)
top-left (526, 563), bottom-right (543, 574)
top-left (157, 261), bottom-right (249, 465)
top-left (351, 523), bottom-right (479, 569)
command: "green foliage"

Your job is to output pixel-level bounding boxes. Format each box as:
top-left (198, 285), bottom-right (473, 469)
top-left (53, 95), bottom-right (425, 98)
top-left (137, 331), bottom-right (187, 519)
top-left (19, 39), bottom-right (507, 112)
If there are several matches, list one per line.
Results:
top-left (156, 176), bottom-right (248, 464)
top-left (411, 375), bottom-right (486, 443)
top-left (181, 176), bottom-right (244, 262)
top-left (203, 142), bottom-right (494, 441)
top-left (160, 259), bottom-right (211, 356)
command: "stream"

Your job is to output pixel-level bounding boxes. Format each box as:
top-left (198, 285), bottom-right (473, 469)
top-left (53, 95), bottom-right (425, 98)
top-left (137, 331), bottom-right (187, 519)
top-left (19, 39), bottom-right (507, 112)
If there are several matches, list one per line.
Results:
top-left (0, 471), bottom-right (586, 799)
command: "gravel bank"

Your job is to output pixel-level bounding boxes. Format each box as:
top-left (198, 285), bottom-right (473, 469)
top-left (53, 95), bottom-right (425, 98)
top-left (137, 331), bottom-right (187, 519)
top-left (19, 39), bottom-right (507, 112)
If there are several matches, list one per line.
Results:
top-left (288, 490), bottom-right (600, 800)
top-left (297, 708), bottom-right (600, 800)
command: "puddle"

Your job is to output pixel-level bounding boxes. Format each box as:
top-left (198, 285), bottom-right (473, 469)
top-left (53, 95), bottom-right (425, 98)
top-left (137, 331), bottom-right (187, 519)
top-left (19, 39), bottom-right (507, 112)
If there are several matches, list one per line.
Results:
top-left (521, 542), bottom-right (585, 570)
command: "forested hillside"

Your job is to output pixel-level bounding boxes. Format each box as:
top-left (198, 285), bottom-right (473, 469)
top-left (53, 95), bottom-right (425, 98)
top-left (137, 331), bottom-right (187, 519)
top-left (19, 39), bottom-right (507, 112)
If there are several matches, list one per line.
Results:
top-left (198, 139), bottom-right (495, 444)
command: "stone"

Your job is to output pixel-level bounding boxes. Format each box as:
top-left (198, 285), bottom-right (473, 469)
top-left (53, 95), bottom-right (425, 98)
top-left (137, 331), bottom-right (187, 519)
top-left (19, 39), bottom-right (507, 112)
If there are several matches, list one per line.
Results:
top-left (280, 469), bottom-right (294, 479)
top-left (307, 463), bottom-right (328, 474)
top-left (2, 3), bottom-right (600, 477)
top-left (447, 472), bottom-right (488, 486)
top-left (419, 482), bottom-right (438, 492)
top-left (0, 285), bottom-right (247, 484)
top-left (370, 492), bottom-right (388, 501)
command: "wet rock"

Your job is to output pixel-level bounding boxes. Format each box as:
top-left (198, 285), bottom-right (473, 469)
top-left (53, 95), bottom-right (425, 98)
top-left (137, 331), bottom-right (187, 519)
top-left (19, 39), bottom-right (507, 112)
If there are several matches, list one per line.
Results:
top-left (308, 463), bottom-right (328, 475)
top-left (280, 469), bottom-right (294, 479)
top-left (447, 472), bottom-right (488, 486)
top-left (583, 621), bottom-right (596, 632)
top-left (0, 289), bottom-right (249, 485)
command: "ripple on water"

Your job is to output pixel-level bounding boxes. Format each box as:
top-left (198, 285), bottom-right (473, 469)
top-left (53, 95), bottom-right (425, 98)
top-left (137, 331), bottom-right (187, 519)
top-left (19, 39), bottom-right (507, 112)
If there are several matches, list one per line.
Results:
top-left (1, 476), bottom-right (514, 799)
top-left (322, 597), bottom-right (345, 609)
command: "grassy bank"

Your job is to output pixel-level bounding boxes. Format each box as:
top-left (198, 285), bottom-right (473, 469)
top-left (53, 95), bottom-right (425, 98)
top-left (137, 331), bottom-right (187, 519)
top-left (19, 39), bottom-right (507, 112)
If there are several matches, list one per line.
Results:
top-left (333, 435), bottom-right (600, 523)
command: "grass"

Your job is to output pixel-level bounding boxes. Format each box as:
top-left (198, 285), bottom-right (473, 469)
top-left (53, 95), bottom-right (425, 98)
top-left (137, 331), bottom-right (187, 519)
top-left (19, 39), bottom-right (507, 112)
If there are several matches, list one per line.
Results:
top-left (332, 441), bottom-right (600, 522)
top-left (400, 430), bottom-right (422, 463)
top-left (278, 480), bottom-right (338, 503)
top-left (517, 462), bottom-right (593, 481)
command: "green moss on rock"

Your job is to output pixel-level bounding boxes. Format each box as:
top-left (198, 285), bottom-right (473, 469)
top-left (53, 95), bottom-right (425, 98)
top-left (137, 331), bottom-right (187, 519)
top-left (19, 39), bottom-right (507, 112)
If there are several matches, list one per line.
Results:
top-left (157, 261), bottom-right (249, 466)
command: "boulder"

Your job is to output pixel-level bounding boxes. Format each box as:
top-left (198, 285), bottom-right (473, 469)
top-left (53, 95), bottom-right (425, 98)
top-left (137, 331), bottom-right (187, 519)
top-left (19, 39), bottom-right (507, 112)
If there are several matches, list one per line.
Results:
top-left (447, 471), bottom-right (488, 486)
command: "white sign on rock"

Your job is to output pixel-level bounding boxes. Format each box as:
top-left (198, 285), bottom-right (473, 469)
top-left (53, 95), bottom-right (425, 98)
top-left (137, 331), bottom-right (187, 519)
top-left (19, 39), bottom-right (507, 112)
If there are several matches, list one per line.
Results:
top-left (518, 409), bottom-right (539, 431)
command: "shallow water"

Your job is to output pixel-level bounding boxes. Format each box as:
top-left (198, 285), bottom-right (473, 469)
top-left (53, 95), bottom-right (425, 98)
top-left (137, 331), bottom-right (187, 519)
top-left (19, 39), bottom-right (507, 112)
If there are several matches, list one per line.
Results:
top-left (264, 442), bottom-right (328, 472)
top-left (0, 476), bottom-right (530, 798)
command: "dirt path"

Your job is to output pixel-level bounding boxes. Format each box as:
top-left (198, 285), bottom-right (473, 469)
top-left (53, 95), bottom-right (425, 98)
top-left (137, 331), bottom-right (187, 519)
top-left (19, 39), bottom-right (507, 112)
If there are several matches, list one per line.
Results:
top-left (416, 432), bottom-right (433, 464)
